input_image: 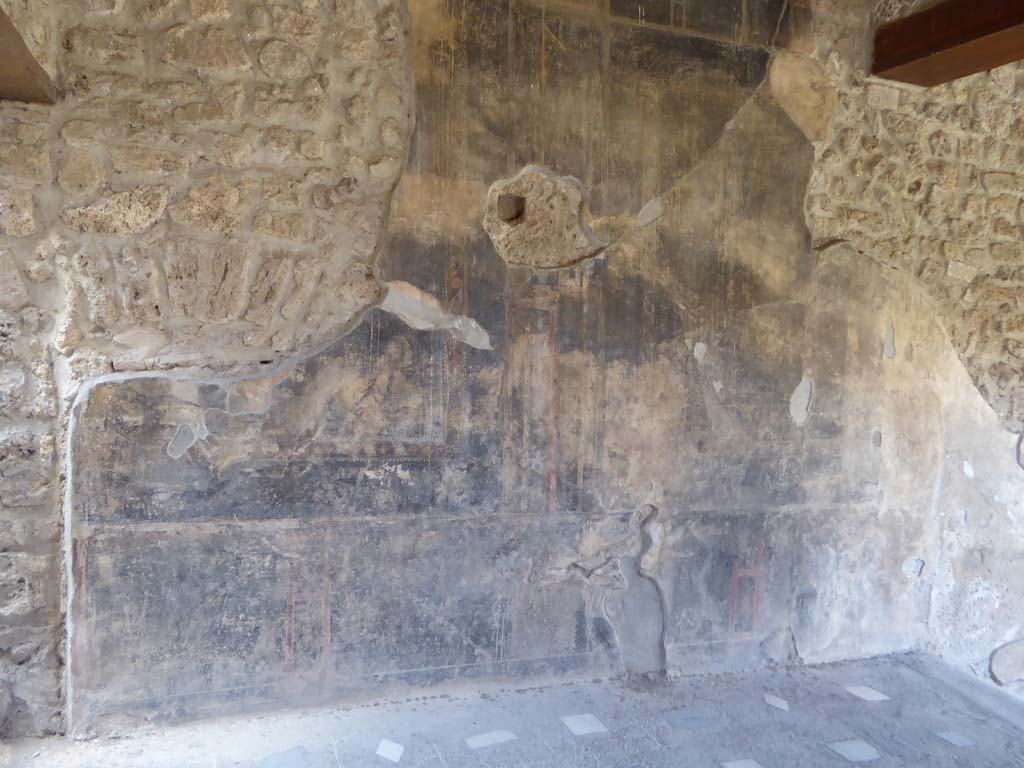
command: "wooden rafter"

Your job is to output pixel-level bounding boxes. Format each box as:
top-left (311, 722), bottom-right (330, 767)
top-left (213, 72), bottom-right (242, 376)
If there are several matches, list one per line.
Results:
top-left (873, 0), bottom-right (1024, 87)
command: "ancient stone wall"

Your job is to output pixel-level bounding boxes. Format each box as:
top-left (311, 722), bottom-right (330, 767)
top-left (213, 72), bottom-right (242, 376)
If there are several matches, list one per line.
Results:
top-left (0, 0), bottom-right (412, 736)
top-left (806, 0), bottom-right (1024, 701)
top-left (59, 0), bottom-right (954, 735)
top-left (3, 0), bottom-right (1024, 740)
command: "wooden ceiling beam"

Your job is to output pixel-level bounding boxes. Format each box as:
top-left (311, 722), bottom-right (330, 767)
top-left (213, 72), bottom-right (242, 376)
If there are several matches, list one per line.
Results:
top-left (873, 0), bottom-right (1024, 87)
top-left (0, 8), bottom-right (56, 104)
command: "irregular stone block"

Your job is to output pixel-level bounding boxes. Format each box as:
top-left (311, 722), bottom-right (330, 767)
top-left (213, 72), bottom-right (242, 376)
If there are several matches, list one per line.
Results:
top-left (258, 39), bottom-right (309, 79)
top-left (190, 0), bottom-right (230, 21)
top-left (0, 189), bottom-right (36, 237)
top-left (0, 141), bottom-right (50, 182)
top-left (483, 166), bottom-right (606, 269)
top-left (251, 208), bottom-right (314, 241)
top-left (0, 252), bottom-right (28, 309)
top-left (169, 176), bottom-right (244, 233)
top-left (0, 427), bottom-right (54, 508)
top-left (109, 145), bottom-right (189, 177)
top-left (63, 25), bottom-right (142, 67)
top-left (162, 25), bottom-right (250, 70)
top-left (62, 187), bottom-right (168, 235)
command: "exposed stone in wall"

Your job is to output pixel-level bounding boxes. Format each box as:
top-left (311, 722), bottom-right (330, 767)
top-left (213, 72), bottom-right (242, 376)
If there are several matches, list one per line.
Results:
top-left (4, 0), bottom-right (1024, 740)
top-left (0, 0), bottom-right (414, 378)
top-left (0, 0), bottom-right (414, 739)
top-left (0, 304), bottom-right (60, 736)
top-left (483, 166), bottom-right (607, 269)
top-left (806, 6), bottom-right (1024, 433)
top-left (805, 0), bottom-right (1024, 702)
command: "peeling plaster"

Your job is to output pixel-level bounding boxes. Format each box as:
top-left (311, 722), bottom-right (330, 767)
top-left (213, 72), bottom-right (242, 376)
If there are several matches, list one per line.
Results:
top-left (635, 197), bottom-right (666, 229)
top-left (789, 373), bottom-right (813, 426)
top-left (883, 320), bottom-right (896, 360)
top-left (569, 505), bottom-right (668, 677)
top-left (379, 281), bottom-right (493, 351)
top-left (166, 425), bottom-right (197, 459)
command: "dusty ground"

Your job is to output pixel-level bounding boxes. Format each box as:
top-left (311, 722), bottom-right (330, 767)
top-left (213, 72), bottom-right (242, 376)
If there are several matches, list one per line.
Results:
top-left (5, 653), bottom-right (1023, 767)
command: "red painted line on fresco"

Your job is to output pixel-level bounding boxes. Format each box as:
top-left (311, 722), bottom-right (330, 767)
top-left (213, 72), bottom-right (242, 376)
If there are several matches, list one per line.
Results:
top-left (729, 534), bottom-right (766, 637)
top-left (285, 561), bottom-right (295, 673)
top-left (546, 305), bottom-right (559, 514)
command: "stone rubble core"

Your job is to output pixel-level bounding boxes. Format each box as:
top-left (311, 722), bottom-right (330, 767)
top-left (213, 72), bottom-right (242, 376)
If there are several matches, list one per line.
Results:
top-left (1, 0), bottom-right (415, 381)
top-left (482, 165), bottom-right (608, 269)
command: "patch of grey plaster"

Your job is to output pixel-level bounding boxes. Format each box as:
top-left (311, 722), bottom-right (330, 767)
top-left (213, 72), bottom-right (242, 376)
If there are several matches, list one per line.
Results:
top-left (902, 558), bottom-right (925, 578)
top-left (789, 373), bottom-right (813, 426)
top-left (568, 505), bottom-right (668, 676)
top-left (990, 639), bottom-right (1024, 686)
top-left (883, 320), bottom-right (896, 359)
top-left (635, 197), bottom-right (666, 229)
top-left (963, 460), bottom-right (975, 479)
top-left (167, 425), bottom-right (197, 459)
top-left (379, 281), bottom-right (493, 351)
top-left (482, 165), bottom-right (607, 269)
top-left (693, 342), bottom-right (707, 364)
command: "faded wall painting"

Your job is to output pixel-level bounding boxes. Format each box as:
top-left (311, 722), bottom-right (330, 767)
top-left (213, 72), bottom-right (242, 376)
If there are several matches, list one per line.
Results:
top-left (67, 0), bottom-right (941, 732)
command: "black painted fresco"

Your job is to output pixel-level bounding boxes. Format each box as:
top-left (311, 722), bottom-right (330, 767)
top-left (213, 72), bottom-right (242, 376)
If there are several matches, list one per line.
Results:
top-left (68, 0), bottom-right (936, 732)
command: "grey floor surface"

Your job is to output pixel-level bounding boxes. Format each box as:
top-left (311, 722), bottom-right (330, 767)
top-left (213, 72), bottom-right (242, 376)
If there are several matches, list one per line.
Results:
top-left (6, 653), bottom-right (1024, 768)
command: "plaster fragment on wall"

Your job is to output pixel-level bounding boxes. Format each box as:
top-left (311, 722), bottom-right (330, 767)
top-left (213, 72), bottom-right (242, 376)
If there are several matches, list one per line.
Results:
top-left (789, 374), bottom-right (813, 426)
top-left (166, 425), bottom-right (196, 459)
top-left (1016, 434), bottom-right (1023, 471)
top-left (635, 197), bottom-right (666, 229)
top-left (990, 639), bottom-right (1024, 685)
top-left (963, 460), bottom-right (975, 479)
top-left (902, 558), bottom-right (925, 578)
top-left (380, 281), bottom-right (493, 350)
top-left (482, 165), bottom-right (606, 269)
top-left (693, 342), bottom-right (707, 364)
top-left (883, 320), bottom-right (896, 359)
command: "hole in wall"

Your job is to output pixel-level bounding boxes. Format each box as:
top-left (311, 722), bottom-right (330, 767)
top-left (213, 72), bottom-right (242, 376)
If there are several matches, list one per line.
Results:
top-left (496, 193), bottom-right (526, 223)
